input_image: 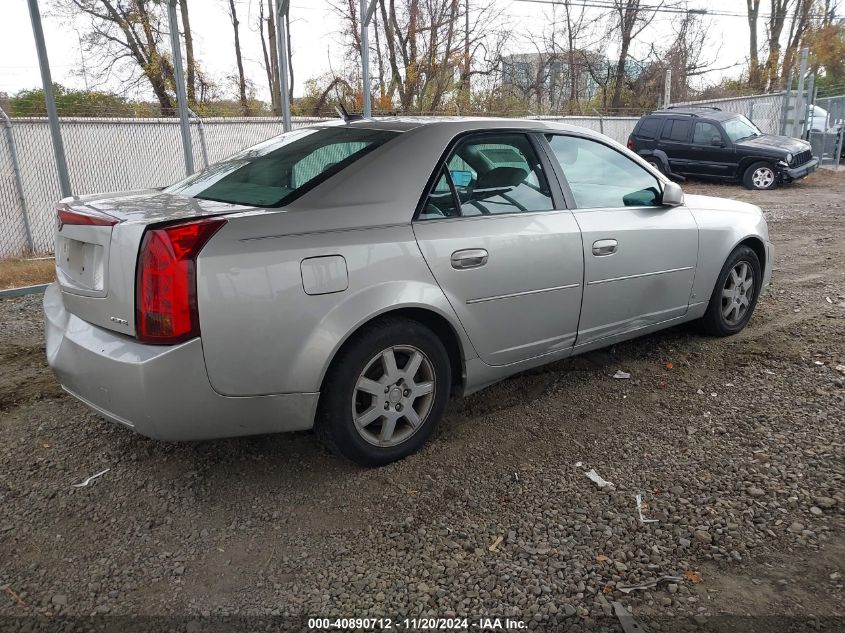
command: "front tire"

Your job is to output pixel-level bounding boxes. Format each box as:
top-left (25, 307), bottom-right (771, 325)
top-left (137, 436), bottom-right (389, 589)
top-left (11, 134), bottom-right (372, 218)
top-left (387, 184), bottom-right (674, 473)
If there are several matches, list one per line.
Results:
top-left (315, 316), bottom-right (451, 466)
top-left (699, 245), bottom-right (762, 336)
top-left (743, 161), bottom-right (778, 190)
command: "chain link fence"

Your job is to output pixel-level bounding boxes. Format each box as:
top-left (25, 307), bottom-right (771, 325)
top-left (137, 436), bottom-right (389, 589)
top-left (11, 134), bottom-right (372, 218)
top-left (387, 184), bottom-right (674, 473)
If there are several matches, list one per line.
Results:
top-left (808, 95), bottom-right (845, 167)
top-left (669, 92), bottom-right (787, 136)
top-left (0, 94), bottom-right (825, 258)
top-left (0, 116), bottom-right (328, 258)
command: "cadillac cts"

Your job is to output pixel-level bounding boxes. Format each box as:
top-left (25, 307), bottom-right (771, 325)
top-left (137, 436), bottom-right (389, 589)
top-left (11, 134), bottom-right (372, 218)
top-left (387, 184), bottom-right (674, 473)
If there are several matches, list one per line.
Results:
top-left (44, 118), bottom-right (772, 466)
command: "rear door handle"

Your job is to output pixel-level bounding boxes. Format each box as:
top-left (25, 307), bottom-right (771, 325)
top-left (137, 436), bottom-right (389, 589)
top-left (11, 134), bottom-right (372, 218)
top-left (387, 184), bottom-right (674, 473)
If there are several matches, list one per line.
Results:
top-left (451, 248), bottom-right (489, 269)
top-left (592, 239), bottom-right (618, 256)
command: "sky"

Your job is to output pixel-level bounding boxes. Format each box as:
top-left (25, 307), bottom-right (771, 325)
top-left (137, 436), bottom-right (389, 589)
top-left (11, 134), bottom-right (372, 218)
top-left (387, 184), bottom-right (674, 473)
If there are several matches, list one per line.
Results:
top-left (0, 0), bottom-right (755, 103)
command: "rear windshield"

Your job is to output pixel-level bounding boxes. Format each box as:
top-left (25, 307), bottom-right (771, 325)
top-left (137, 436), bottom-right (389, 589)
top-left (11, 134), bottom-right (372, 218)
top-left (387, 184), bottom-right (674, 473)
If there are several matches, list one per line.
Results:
top-left (166, 127), bottom-right (399, 207)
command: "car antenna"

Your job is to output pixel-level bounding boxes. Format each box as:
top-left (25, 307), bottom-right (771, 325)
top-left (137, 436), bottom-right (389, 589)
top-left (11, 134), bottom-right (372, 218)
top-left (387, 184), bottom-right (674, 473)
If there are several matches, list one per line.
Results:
top-left (335, 101), bottom-right (364, 123)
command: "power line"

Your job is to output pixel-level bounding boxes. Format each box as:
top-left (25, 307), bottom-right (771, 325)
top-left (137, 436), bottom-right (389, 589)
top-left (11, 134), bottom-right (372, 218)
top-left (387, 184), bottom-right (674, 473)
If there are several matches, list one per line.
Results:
top-left (512, 0), bottom-right (843, 21)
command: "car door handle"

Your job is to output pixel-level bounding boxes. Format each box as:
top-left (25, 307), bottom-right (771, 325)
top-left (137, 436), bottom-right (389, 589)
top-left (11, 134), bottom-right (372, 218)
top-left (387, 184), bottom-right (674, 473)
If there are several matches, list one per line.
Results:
top-left (592, 239), bottom-right (618, 256)
top-left (451, 248), bottom-right (489, 269)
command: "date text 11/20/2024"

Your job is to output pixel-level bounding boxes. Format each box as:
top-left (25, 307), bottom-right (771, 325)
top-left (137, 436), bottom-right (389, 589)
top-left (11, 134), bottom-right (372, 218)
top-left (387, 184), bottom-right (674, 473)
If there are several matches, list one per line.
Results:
top-left (307, 617), bottom-right (527, 630)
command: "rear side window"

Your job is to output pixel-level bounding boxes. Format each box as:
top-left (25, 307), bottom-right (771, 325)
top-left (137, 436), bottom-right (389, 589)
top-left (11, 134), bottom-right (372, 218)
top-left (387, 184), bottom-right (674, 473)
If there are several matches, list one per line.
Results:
top-left (636, 117), bottom-right (662, 139)
top-left (166, 127), bottom-right (399, 207)
top-left (661, 119), bottom-right (692, 142)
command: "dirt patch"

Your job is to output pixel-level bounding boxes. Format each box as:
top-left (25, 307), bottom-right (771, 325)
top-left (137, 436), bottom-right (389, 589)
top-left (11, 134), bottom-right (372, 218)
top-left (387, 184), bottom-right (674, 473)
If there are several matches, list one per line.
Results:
top-left (0, 258), bottom-right (55, 290)
top-left (0, 175), bottom-right (843, 629)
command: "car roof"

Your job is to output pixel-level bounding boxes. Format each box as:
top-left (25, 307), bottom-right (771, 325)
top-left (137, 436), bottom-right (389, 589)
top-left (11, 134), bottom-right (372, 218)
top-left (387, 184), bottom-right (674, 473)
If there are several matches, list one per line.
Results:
top-left (311, 115), bottom-right (606, 137)
top-left (647, 107), bottom-right (739, 121)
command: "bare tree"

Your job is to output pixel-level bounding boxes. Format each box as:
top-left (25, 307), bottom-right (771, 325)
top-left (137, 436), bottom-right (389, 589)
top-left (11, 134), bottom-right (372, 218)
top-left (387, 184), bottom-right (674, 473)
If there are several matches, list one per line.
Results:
top-left (179, 0), bottom-right (196, 103)
top-left (608, 0), bottom-right (661, 112)
top-left (328, 0), bottom-right (507, 112)
top-left (781, 0), bottom-right (814, 82)
top-left (225, 0), bottom-right (249, 114)
top-left (60, 0), bottom-right (176, 111)
top-left (747, 0), bottom-right (762, 88)
top-left (257, 0), bottom-right (277, 112)
top-left (763, 0), bottom-right (789, 90)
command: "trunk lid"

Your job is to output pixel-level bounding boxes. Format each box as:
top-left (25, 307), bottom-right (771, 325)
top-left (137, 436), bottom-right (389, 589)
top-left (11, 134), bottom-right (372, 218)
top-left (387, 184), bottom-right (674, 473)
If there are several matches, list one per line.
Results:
top-left (55, 189), bottom-right (249, 336)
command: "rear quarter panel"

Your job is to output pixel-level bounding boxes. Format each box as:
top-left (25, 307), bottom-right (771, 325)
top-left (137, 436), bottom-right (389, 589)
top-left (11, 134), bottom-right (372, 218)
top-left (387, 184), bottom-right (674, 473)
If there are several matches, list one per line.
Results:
top-left (196, 217), bottom-right (474, 396)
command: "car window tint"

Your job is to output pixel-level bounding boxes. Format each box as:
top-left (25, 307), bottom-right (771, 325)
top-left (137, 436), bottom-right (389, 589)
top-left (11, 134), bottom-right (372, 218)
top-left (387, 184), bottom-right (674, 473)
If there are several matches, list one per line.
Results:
top-left (661, 119), bottom-right (692, 142)
top-left (637, 117), bottom-right (662, 139)
top-left (693, 122), bottom-right (721, 145)
top-left (546, 134), bottom-right (662, 209)
top-left (447, 134), bottom-right (554, 216)
top-left (292, 142), bottom-right (369, 187)
top-left (166, 127), bottom-right (398, 207)
top-left (419, 168), bottom-right (459, 220)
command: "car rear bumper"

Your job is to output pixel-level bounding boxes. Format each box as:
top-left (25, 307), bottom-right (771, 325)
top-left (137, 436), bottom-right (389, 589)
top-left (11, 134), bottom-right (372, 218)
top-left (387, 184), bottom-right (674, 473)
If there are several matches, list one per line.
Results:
top-left (784, 157), bottom-right (819, 180)
top-left (43, 283), bottom-right (318, 441)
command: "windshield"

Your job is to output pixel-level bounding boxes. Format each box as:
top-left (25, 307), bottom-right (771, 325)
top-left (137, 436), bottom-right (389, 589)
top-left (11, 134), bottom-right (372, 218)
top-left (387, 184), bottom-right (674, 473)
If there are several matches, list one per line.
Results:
top-left (166, 127), bottom-right (399, 207)
top-left (722, 115), bottom-right (763, 142)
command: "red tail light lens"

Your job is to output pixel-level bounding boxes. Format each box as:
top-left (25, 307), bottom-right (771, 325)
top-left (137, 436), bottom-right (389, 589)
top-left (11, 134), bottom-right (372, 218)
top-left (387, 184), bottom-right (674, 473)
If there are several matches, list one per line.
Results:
top-left (626, 137), bottom-right (635, 150)
top-left (58, 208), bottom-right (118, 227)
top-left (135, 217), bottom-right (226, 344)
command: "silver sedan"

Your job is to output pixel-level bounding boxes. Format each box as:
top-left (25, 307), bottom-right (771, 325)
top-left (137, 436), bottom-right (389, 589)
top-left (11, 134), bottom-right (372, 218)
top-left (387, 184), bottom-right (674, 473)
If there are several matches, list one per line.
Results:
top-left (44, 118), bottom-right (772, 465)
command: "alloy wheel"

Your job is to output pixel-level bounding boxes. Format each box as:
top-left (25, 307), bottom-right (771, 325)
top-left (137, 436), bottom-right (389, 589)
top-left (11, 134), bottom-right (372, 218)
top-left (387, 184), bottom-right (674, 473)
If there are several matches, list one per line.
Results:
top-left (751, 167), bottom-right (774, 189)
top-left (352, 345), bottom-right (436, 447)
top-left (721, 261), bottom-right (755, 325)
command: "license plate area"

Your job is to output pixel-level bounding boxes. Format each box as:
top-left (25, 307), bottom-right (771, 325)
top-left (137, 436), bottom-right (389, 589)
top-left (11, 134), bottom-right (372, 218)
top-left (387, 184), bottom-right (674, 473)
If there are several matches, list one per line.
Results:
top-left (56, 225), bottom-right (111, 295)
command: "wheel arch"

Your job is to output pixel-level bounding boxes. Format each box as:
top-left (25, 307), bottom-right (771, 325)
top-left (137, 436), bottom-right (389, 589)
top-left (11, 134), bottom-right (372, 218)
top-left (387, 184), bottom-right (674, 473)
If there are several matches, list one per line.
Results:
top-left (737, 156), bottom-right (778, 179)
top-left (318, 305), bottom-right (469, 398)
top-left (737, 235), bottom-right (766, 273)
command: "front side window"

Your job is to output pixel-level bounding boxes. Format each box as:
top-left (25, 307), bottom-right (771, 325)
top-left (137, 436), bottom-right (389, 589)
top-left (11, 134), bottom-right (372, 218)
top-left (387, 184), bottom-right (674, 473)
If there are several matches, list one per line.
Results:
top-left (420, 133), bottom-right (554, 218)
top-left (722, 115), bottom-right (762, 142)
top-left (166, 127), bottom-right (399, 207)
top-left (693, 121), bottom-right (723, 145)
top-left (546, 134), bottom-right (662, 209)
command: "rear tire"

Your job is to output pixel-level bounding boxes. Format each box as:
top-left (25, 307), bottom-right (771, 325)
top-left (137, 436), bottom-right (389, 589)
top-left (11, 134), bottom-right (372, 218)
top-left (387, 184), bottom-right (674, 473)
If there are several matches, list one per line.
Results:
top-left (645, 156), bottom-right (665, 174)
top-left (315, 316), bottom-right (451, 467)
top-left (699, 245), bottom-right (762, 336)
top-left (742, 161), bottom-right (778, 190)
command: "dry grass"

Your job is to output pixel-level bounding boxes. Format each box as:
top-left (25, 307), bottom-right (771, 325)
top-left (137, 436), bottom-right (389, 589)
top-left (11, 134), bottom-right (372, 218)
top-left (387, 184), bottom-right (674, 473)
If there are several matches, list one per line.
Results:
top-left (0, 258), bottom-right (55, 290)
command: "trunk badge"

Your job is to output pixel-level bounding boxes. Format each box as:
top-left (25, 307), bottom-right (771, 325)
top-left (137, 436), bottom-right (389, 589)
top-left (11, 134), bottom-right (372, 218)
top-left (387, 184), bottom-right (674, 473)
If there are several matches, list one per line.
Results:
top-left (109, 316), bottom-right (129, 326)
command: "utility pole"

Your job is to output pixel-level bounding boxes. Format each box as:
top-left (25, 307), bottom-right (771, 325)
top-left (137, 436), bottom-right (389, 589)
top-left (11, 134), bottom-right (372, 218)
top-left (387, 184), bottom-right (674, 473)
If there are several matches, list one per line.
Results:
top-left (27, 0), bottom-right (71, 197)
top-left (276, 0), bottom-right (292, 131)
top-left (167, 0), bottom-right (194, 175)
top-left (663, 69), bottom-right (672, 109)
top-left (361, 0), bottom-right (378, 117)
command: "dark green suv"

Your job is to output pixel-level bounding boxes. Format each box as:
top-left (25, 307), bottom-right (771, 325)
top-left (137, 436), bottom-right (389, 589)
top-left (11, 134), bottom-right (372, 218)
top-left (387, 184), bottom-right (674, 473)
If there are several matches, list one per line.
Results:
top-left (627, 107), bottom-right (818, 190)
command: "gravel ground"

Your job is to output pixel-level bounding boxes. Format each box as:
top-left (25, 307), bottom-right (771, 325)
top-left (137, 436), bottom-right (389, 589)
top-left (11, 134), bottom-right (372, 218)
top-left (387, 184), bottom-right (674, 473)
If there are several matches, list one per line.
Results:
top-left (1, 173), bottom-right (843, 632)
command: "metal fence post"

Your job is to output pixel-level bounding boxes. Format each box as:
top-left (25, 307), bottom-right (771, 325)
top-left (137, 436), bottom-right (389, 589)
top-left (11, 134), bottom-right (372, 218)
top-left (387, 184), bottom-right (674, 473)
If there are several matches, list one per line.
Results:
top-left (27, 0), bottom-right (71, 198)
top-left (167, 0), bottom-right (194, 175)
top-left (276, 0), bottom-right (292, 132)
top-left (794, 48), bottom-right (809, 138)
top-left (592, 108), bottom-right (604, 135)
top-left (780, 70), bottom-right (793, 135)
top-left (0, 107), bottom-right (34, 253)
top-left (189, 109), bottom-right (209, 168)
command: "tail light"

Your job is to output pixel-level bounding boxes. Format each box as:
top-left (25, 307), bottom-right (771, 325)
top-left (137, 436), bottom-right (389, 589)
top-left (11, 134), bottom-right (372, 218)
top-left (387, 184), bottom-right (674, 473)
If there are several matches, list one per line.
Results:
top-left (626, 137), bottom-right (635, 150)
top-left (57, 207), bottom-right (118, 228)
top-left (135, 217), bottom-right (226, 344)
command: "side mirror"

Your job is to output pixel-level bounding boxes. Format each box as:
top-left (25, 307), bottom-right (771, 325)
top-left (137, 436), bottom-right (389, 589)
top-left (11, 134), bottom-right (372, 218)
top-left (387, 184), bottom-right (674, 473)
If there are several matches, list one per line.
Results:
top-left (711, 135), bottom-right (724, 147)
top-left (662, 181), bottom-right (684, 206)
